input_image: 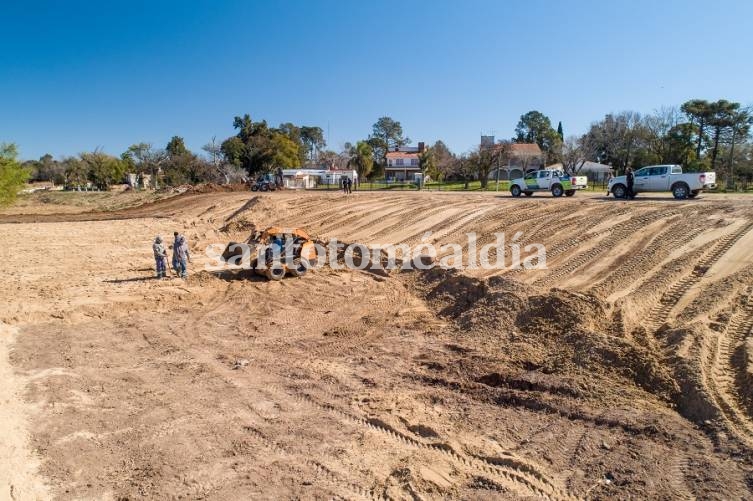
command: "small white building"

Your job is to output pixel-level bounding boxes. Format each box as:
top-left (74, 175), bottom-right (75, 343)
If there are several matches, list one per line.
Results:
top-left (547, 161), bottom-right (614, 182)
top-left (281, 169), bottom-right (358, 188)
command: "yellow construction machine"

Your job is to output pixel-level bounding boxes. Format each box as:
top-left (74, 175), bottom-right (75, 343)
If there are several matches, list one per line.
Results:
top-left (222, 226), bottom-right (318, 280)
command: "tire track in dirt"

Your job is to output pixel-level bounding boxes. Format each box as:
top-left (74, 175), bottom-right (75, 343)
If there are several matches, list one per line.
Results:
top-left (341, 201), bottom-right (429, 238)
top-left (314, 197), bottom-right (431, 236)
top-left (588, 215), bottom-right (708, 298)
top-left (367, 200), bottom-right (468, 243)
top-left (645, 221), bottom-right (753, 331)
top-left (242, 425), bottom-right (391, 501)
top-left (668, 455), bottom-right (694, 501)
top-left (265, 384), bottom-right (574, 501)
top-left (702, 288), bottom-right (753, 448)
top-left (400, 203), bottom-right (496, 248)
top-left (499, 206), bottom-right (633, 279)
top-left (295, 197), bottom-right (399, 231)
top-left (533, 209), bottom-right (682, 287)
top-left (235, 344), bottom-right (569, 500)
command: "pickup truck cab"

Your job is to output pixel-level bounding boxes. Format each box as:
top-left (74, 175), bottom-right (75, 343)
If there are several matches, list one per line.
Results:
top-left (608, 165), bottom-right (716, 199)
top-left (510, 169), bottom-right (588, 197)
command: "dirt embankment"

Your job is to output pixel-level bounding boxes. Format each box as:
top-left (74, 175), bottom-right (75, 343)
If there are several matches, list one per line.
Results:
top-left (2, 191), bottom-right (753, 500)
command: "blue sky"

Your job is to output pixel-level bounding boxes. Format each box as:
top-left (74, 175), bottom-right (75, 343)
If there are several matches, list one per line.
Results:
top-left (2, 0), bottom-right (751, 160)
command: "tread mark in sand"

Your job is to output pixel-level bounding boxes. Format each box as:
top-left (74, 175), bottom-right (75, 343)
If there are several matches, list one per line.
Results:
top-left (588, 217), bottom-right (708, 297)
top-left (703, 287), bottom-right (753, 448)
top-left (264, 384), bottom-right (575, 501)
top-left (533, 209), bottom-right (682, 286)
top-left (368, 201), bottom-right (458, 241)
top-left (646, 221), bottom-right (753, 331)
top-left (668, 454), bottom-right (694, 501)
top-left (316, 198), bottom-right (429, 235)
top-left (243, 425), bottom-right (391, 501)
top-left (402, 204), bottom-right (496, 247)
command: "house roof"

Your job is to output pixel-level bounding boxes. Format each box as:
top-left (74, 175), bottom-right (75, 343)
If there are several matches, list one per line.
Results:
top-left (509, 143), bottom-right (542, 155)
top-left (386, 151), bottom-right (419, 160)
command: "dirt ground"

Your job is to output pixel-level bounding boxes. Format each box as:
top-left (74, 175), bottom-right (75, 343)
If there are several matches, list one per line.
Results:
top-left (2, 189), bottom-right (753, 500)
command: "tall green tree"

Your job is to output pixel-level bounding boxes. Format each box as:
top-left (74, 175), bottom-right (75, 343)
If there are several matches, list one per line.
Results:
top-left (557, 121), bottom-right (564, 140)
top-left (368, 116), bottom-right (410, 166)
top-left (166, 136), bottom-right (189, 157)
top-left (681, 99), bottom-right (713, 160)
top-left (300, 126), bottom-right (326, 162)
top-left (0, 143), bottom-right (31, 206)
top-left (707, 100), bottom-right (741, 170)
top-left (514, 110), bottom-right (561, 163)
top-left (224, 114), bottom-right (301, 175)
top-left (62, 157), bottom-right (87, 189)
top-left (80, 150), bottom-right (125, 190)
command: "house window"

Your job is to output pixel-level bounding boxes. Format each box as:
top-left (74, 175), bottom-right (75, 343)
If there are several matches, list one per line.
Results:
top-left (410, 159), bottom-right (418, 166)
top-left (396, 158), bottom-right (404, 166)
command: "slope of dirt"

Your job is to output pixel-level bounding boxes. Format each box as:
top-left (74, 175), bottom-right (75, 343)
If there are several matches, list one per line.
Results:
top-left (2, 190), bottom-right (753, 500)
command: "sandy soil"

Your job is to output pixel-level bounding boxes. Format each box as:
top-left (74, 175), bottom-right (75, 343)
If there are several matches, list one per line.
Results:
top-left (2, 189), bottom-right (753, 500)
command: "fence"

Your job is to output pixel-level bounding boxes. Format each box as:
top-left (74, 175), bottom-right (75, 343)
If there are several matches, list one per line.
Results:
top-left (309, 176), bottom-right (611, 192)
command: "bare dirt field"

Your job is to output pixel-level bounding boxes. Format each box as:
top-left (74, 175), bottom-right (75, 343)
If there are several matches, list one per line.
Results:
top-left (2, 189), bottom-right (753, 500)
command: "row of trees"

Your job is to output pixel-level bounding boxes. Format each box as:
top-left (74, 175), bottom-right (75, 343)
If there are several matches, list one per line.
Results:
top-left (17, 98), bottom-right (753, 192)
top-left (514, 100), bottom-right (752, 185)
top-left (415, 99), bottom-right (752, 188)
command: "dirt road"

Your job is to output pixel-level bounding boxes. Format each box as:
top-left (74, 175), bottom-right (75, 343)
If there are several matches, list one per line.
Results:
top-left (2, 190), bottom-right (753, 499)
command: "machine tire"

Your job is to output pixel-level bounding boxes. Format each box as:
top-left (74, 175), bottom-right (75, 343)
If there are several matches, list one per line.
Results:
top-left (289, 258), bottom-right (309, 277)
top-left (251, 185), bottom-right (259, 192)
top-left (672, 182), bottom-right (690, 200)
top-left (551, 184), bottom-right (564, 197)
top-left (565, 190), bottom-right (576, 197)
top-left (265, 265), bottom-right (285, 281)
top-left (612, 184), bottom-right (627, 199)
top-left (524, 191), bottom-right (533, 197)
top-left (260, 184), bottom-right (270, 192)
top-left (510, 185), bottom-right (522, 197)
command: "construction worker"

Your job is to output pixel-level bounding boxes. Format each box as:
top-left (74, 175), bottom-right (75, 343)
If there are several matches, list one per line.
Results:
top-left (346, 177), bottom-right (353, 194)
top-left (626, 167), bottom-right (635, 199)
top-left (172, 232), bottom-right (181, 273)
top-left (152, 235), bottom-right (168, 278)
top-left (174, 234), bottom-right (191, 278)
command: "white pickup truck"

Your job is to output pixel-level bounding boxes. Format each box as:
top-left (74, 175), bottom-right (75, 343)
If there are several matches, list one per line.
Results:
top-left (608, 165), bottom-right (716, 199)
top-left (510, 169), bottom-right (588, 197)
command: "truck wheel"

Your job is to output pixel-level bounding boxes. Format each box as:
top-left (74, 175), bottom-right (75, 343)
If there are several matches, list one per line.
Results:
top-left (524, 191), bottom-right (533, 197)
top-left (251, 185), bottom-right (259, 192)
top-left (689, 190), bottom-right (700, 199)
top-left (510, 185), bottom-right (522, 197)
top-left (551, 184), bottom-right (564, 197)
top-left (672, 182), bottom-right (690, 199)
top-left (612, 184), bottom-right (626, 199)
top-left (565, 190), bottom-right (576, 197)
top-left (260, 184), bottom-right (270, 192)
top-left (265, 265), bottom-right (286, 281)
top-left (289, 258), bottom-right (309, 277)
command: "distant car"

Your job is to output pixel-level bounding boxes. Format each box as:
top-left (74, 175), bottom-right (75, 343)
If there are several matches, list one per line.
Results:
top-left (510, 169), bottom-right (588, 197)
top-left (608, 165), bottom-right (716, 199)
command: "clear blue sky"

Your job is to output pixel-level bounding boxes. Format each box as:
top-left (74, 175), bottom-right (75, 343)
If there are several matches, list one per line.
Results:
top-left (2, 0), bottom-right (751, 161)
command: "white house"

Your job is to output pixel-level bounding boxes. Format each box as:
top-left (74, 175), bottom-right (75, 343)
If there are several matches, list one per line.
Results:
top-left (385, 142), bottom-right (425, 181)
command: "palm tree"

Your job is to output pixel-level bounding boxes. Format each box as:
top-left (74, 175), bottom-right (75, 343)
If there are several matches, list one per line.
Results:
top-left (348, 141), bottom-right (374, 182)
